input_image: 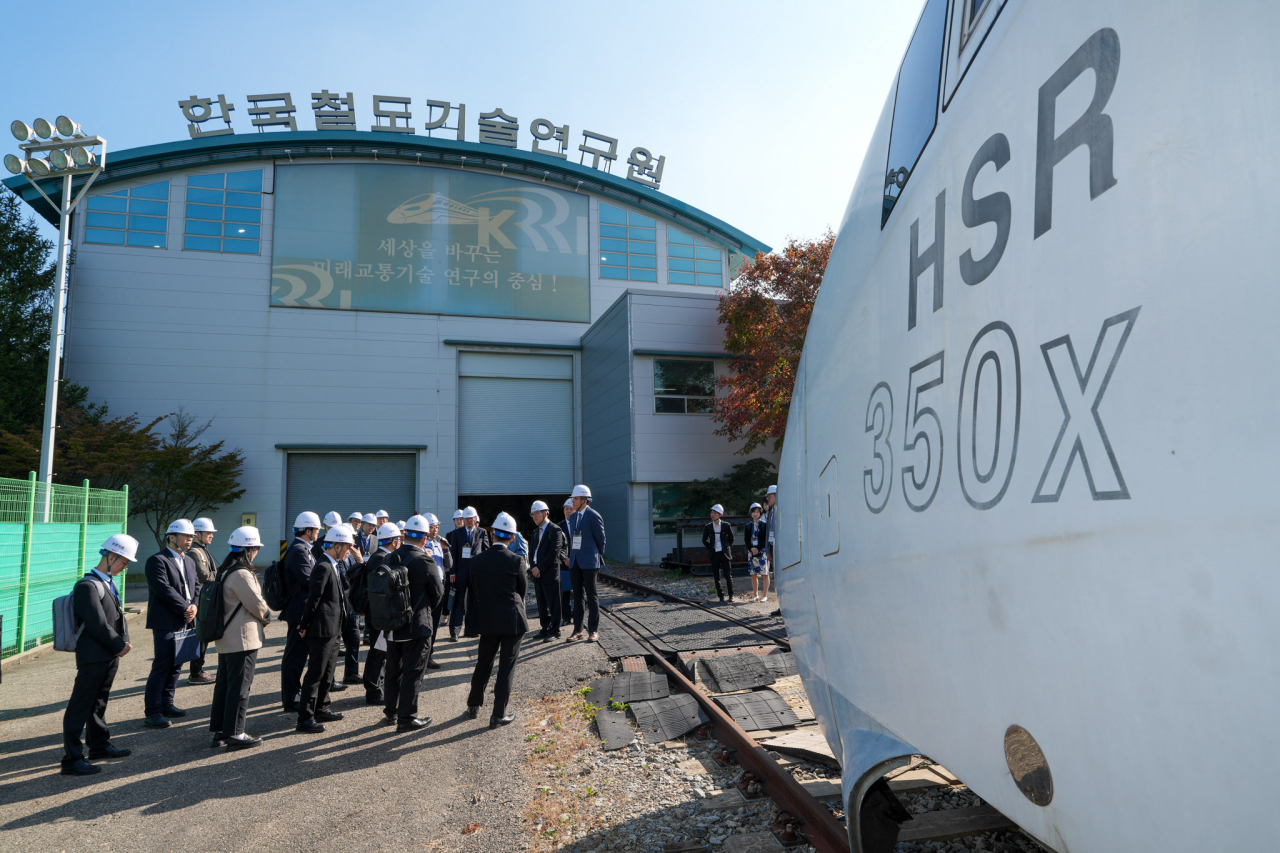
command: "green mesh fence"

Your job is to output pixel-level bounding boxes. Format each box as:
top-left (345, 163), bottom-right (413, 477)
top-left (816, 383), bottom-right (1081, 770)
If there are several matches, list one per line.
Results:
top-left (0, 475), bottom-right (129, 657)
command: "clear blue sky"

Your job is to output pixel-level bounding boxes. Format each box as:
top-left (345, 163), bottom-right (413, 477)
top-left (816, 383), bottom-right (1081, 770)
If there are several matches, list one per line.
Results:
top-left (5, 0), bottom-right (925, 252)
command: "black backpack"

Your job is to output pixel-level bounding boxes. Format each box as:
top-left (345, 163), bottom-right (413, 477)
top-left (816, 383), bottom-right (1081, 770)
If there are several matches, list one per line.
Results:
top-left (195, 565), bottom-right (245, 645)
top-left (366, 552), bottom-right (412, 633)
top-left (348, 561), bottom-right (370, 614)
top-left (261, 560), bottom-right (289, 611)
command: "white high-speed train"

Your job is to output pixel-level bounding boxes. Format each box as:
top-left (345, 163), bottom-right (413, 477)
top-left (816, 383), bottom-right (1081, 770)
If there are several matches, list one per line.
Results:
top-left (777, 1), bottom-right (1280, 850)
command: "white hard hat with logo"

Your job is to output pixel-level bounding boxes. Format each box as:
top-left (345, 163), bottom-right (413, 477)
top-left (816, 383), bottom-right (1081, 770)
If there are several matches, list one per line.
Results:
top-left (376, 509), bottom-right (390, 519)
top-left (167, 518), bottom-right (195, 536)
top-left (424, 513), bottom-right (439, 527)
top-left (228, 526), bottom-right (262, 548)
top-left (530, 500), bottom-right (549, 513)
top-left (571, 484), bottom-right (592, 499)
top-left (711, 504), bottom-right (724, 515)
top-left (192, 517), bottom-right (217, 533)
top-left (362, 513), bottom-right (378, 525)
top-left (404, 514), bottom-right (431, 535)
top-left (564, 498), bottom-right (575, 508)
top-left (100, 533), bottom-right (139, 563)
top-left (325, 524), bottom-right (355, 544)
top-left (750, 502), bottom-right (763, 511)
top-left (377, 522), bottom-right (401, 541)
top-left (767, 485), bottom-right (777, 495)
top-left (453, 509), bottom-right (465, 519)
top-left (348, 511), bottom-right (363, 522)
top-left (296, 511), bottom-right (321, 530)
top-left (322, 511), bottom-right (343, 528)
top-left (462, 506), bottom-right (479, 519)
top-left (397, 520), bottom-right (406, 531)
top-left (491, 512), bottom-right (518, 536)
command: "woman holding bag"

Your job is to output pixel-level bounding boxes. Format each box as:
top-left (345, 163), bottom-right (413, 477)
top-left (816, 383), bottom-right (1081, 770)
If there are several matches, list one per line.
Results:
top-left (209, 526), bottom-right (272, 749)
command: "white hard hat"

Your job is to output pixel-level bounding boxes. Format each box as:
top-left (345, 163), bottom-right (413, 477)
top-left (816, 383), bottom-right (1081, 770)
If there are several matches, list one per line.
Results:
top-left (296, 511), bottom-right (321, 530)
top-left (348, 511), bottom-right (363, 521)
top-left (564, 498), bottom-right (575, 508)
top-left (424, 513), bottom-right (439, 527)
top-left (397, 520), bottom-right (406, 531)
top-left (101, 533), bottom-right (139, 563)
top-left (228, 526), bottom-right (262, 548)
top-left (322, 511), bottom-right (343, 528)
top-left (452, 509), bottom-right (465, 519)
top-left (376, 509), bottom-right (389, 519)
top-left (167, 518), bottom-right (195, 536)
top-left (462, 506), bottom-right (478, 519)
top-left (405, 514), bottom-right (431, 535)
top-left (767, 485), bottom-right (777, 495)
top-left (530, 500), bottom-right (549, 513)
top-left (571, 484), bottom-right (592, 499)
top-left (377, 522), bottom-right (401, 541)
top-left (491, 512), bottom-right (518, 535)
top-left (325, 524), bottom-right (355, 544)
top-left (362, 513), bottom-right (378, 525)
top-left (750, 502), bottom-right (763, 511)
top-left (192, 517), bottom-right (217, 533)
top-left (710, 504), bottom-right (724, 515)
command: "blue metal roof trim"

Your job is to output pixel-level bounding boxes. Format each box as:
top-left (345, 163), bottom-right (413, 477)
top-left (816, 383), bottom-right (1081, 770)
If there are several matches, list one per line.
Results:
top-left (2, 130), bottom-right (770, 255)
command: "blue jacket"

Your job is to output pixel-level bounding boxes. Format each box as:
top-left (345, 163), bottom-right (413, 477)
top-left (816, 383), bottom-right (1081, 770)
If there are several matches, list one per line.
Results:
top-left (282, 537), bottom-right (315, 626)
top-left (144, 549), bottom-right (201, 634)
top-left (567, 506), bottom-right (606, 570)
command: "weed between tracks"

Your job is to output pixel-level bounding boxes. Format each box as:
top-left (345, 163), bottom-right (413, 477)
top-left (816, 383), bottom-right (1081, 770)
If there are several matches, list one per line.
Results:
top-left (522, 691), bottom-right (616, 851)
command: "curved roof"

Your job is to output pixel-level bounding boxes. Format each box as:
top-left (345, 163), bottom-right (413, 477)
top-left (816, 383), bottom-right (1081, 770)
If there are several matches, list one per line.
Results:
top-left (2, 130), bottom-right (770, 256)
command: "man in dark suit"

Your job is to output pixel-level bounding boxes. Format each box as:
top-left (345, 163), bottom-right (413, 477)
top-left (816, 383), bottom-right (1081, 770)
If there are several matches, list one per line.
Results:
top-left (441, 509), bottom-right (464, 617)
top-left (61, 534), bottom-right (138, 776)
top-left (703, 504), bottom-right (736, 602)
top-left (296, 523), bottom-right (354, 733)
top-left (566, 485), bottom-right (606, 643)
top-left (465, 512), bottom-right (529, 727)
top-left (281, 511), bottom-right (321, 711)
top-left (528, 500), bottom-right (566, 642)
top-left (361, 522), bottom-right (402, 705)
top-left (446, 506), bottom-right (488, 641)
top-left (383, 515), bottom-right (444, 732)
top-left (143, 519), bottom-right (201, 728)
top-left (559, 499), bottom-right (574, 627)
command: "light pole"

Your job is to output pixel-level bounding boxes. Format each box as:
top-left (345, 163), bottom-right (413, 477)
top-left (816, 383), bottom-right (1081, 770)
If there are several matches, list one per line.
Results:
top-left (5, 117), bottom-right (107, 521)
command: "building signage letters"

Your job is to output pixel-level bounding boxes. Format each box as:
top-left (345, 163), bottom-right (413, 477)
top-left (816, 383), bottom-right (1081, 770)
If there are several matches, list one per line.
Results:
top-left (177, 91), bottom-right (667, 191)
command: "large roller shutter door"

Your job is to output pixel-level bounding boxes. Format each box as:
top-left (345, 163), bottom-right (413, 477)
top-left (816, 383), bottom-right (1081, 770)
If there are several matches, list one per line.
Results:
top-left (458, 377), bottom-right (573, 493)
top-left (285, 453), bottom-right (416, 530)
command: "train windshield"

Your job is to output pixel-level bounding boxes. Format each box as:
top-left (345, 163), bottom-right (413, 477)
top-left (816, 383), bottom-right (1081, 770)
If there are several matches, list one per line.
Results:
top-left (883, 0), bottom-right (948, 226)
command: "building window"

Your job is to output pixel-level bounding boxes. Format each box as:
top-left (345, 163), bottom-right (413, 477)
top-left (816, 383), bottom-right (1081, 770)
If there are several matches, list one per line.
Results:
top-left (84, 181), bottom-right (169, 248)
top-left (667, 227), bottom-right (724, 288)
top-left (599, 202), bottom-right (658, 282)
top-left (651, 484), bottom-right (688, 536)
top-left (654, 359), bottom-right (714, 414)
top-left (183, 169), bottom-right (264, 254)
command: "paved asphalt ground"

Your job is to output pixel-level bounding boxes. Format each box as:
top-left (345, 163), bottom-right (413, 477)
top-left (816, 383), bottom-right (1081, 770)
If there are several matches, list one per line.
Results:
top-left (0, 610), bottom-right (608, 852)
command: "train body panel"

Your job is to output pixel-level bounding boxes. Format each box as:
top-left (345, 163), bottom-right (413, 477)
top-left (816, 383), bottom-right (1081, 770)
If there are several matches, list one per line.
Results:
top-left (778, 2), bottom-right (1280, 850)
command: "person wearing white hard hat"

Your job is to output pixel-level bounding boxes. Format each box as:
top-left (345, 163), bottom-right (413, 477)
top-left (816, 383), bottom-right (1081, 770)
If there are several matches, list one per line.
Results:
top-left (566, 485), bottom-right (606, 643)
top-left (360, 513), bottom-right (378, 551)
top-left (528, 500), bottom-right (567, 641)
top-left (142, 519), bottom-right (202, 728)
top-left (421, 513), bottom-right (453, 669)
top-left (559, 499), bottom-right (575, 628)
top-left (358, 521), bottom-right (403, 705)
top-left (703, 504), bottom-right (736, 603)
top-left (765, 485), bottom-right (778, 576)
top-left (446, 506), bottom-right (488, 641)
top-left (186, 518), bottom-right (219, 684)
top-left (60, 533), bottom-right (138, 776)
top-left (464, 512), bottom-right (529, 727)
top-left (383, 515), bottom-right (444, 732)
top-left (376, 509), bottom-right (390, 525)
top-left (441, 509), bottom-right (466, 622)
top-left (746, 503), bottom-right (770, 602)
top-left (280, 511), bottom-right (322, 713)
top-left (296, 524), bottom-right (355, 733)
top-left (209, 526), bottom-right (271, 750)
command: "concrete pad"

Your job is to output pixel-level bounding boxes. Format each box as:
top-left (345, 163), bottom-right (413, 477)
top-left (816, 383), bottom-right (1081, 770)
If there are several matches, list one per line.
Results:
top-left (799, 779), bottom-right (842, 801)
top-left (700, 789), bottom-right (760, 810)
top-left (677, 757), bottom-right (718, 776)
top-left (722, 831), bottom-right (785, 852)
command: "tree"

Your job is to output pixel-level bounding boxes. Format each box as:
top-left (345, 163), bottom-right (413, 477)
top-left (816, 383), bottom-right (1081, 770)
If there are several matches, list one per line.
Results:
top-left (0, 397), bottom-right (163, 488)
top-left (133, 408), bottom-right (246, 546)
top-left (713, 231), bottom-right (834, 454)
top-left (0, 186), bottom-right (57, 434)
top-left (653, 457), bottom-right (777, 519)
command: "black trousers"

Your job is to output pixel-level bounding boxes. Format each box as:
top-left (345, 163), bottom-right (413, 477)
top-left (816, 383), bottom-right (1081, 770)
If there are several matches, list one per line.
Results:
top-left (298, 635), bottom-right (339, 723)
top-left (63, 658), bottom-right (119, 765)
top-left (280, 622), bottom-right (308, 708)
top-left (189, 646), bottom-right (207, 677)
top-left (384, 637), bottom-right (429, 722)
top-left (710, 553), bottom-right (734, 598)
top-left (145, 630), bottom-right (182, 716)
top-left (363, 633), bottom-right (387, 702)
top-left (570, 566), bottom-right (599, 633)
top-left (534, 578), bottom-right (561, 635)
top-left (209, 649), bottom-right (257, 737)
top-left (340, 608), bottom-right (360, 681)
top-left (448, 586), bottom-right (473, 634)
top-left (467, 633), bottom-right (525, 718)
top-left (561, 589), bottom-right (573, 625)
top-left (441, 576), bottom-right (455, 615)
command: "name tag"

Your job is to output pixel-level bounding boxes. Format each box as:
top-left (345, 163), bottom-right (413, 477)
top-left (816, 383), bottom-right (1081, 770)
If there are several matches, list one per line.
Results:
top-left (769, 530), bottom-right (775, 543)
top-left (572, 534), bottom-right (583, 551)
top-left (462, 546), bottom-right (472, 559)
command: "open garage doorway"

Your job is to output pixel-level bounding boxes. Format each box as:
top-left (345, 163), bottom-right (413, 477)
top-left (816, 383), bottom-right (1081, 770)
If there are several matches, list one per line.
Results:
top-left (457, 493), bottom-right (573, 539)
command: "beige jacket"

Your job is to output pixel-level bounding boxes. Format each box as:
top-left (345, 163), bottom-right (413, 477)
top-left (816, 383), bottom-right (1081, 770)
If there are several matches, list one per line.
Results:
top-left (214, 565), bottom-right (272, 654)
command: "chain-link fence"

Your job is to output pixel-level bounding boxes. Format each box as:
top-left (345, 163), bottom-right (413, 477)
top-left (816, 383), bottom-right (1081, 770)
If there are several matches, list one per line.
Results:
top-left (0, 473), bottom-right (129, 658)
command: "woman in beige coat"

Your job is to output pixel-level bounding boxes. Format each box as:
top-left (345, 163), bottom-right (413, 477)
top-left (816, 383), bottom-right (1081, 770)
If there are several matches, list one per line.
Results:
top-left (208, 526), bottom-right (272, 749)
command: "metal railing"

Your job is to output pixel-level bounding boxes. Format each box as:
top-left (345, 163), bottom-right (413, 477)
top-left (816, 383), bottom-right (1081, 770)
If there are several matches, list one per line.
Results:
top-left (0, 473), bottom-right (129, 658)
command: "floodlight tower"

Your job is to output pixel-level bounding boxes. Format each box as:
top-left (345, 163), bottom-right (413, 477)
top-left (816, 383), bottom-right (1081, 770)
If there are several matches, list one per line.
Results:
top-left (5, 117), bottom-right (107, 521)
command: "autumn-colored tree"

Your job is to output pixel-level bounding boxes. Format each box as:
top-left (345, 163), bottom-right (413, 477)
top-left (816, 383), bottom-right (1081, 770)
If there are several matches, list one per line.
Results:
top-left (713, 231), bottom-right (834, 453)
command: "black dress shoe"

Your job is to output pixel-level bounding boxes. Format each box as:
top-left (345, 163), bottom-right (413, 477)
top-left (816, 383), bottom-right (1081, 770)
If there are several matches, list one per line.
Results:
top-left (447, 633), bottom-right (458, 643)
top-left (426, 658), bottom-right (441, 669)
top-left (61, 759), bottom-right (100, 776)
top-left (161, 705), bottom-right (187, 718)
top-left (466, 706), bottom-right (479, 719)
top-left (296, 720), bottom-right (326, 734)
top-left (328, 681), bottom-right (348, 692)
top-left (210, 734), bottom-right (226, 748)
top-left (341, 675), bottom-right (363, 685)
top-left (314, 709), bottom-right (345, 723)
top-left (88, 744), bottom-right (131, 759)
top-left (380, 713), bottom-right (397, 725)
top-left (365, 694), bottom-right (385, 706)
top-left (143, 714), bottom-right (171, 729)
top-left (282, 703), bottom-right (300, 714)
top-left (226, 734), bottom-right (263, 750)
top-left (490, 714), bottom-right (515, 728)
top-left (396, 717), bottom-right (430, 732)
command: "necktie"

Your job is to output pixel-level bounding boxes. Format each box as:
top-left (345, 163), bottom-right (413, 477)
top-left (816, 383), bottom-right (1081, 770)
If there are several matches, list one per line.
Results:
top-left (108, 575), bottom-right (120, 603)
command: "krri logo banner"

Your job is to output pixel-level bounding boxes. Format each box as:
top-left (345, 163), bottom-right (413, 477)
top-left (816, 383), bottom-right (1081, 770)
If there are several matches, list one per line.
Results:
top-left (270, 163), bottom-right (590, 322)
